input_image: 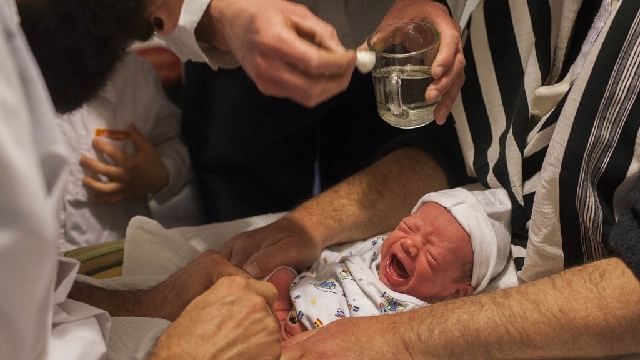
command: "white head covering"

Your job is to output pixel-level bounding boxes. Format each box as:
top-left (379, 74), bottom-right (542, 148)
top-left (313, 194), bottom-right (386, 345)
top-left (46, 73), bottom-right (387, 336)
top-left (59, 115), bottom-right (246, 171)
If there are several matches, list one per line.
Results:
top-left (411, 188), bottom-right (511, 294)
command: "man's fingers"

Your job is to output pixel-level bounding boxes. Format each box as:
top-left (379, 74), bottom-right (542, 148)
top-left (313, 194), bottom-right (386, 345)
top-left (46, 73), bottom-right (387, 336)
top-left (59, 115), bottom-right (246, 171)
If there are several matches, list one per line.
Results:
top-left (430, 41), bottom-right (465, 89)
top-left (213, 276), bottom-right (278, 319)
top-left (430, 18), bottom-right (461, 80)
top-left (241, 238), bottom-right (317, 279)
top-left (218, 240), bottom-right (235, 261)
top-left (433, 70), bottom-right (465, 125)
top-left (241, 246), bottom-right (290, 278)
top-left (286, 3), bottom-right (345, 52)
top-left (247, 279), bottom-right (278, 307)
top-left (251, 60), bottom-right (353, 108)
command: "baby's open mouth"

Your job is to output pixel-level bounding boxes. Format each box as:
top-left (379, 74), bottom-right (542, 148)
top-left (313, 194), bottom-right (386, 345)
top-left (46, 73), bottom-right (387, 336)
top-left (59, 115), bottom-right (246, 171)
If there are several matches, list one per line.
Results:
top-left (389, 253), bottom-right (409, 280)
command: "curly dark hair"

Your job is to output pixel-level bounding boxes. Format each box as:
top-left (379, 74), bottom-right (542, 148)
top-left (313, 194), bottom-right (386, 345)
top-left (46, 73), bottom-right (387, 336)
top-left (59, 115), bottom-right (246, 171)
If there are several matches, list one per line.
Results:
top-left (18, 0), bottom-right (154, 113)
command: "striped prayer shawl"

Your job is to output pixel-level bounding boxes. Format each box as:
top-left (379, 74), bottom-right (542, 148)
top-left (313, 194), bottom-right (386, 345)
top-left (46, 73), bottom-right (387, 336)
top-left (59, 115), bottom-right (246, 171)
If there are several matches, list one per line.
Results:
top-left (450, 0), bottom-right (640, 281)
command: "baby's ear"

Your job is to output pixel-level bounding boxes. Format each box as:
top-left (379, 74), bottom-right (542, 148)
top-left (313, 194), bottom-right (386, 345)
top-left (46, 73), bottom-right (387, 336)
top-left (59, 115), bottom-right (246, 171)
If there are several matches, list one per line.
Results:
top-left (450, 283), bottom-right (474, 299)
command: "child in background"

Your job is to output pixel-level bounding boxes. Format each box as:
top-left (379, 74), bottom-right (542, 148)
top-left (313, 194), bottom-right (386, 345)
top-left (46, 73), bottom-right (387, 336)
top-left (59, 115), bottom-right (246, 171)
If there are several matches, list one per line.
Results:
top-left (267, 187), bottom-right (512, 340)
top-left (56, 51), bottom-right (192, 251)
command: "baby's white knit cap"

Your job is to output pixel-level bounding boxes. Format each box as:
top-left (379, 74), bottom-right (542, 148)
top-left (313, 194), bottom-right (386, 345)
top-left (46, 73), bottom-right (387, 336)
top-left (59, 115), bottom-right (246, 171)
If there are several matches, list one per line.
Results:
top-left (411, 188), bottom-right (511, 294)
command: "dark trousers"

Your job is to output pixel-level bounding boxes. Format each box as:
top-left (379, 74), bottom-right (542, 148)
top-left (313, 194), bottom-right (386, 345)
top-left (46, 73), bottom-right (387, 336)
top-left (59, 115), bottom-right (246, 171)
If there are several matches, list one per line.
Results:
top-left (182, 62), bottom-right (431, 223)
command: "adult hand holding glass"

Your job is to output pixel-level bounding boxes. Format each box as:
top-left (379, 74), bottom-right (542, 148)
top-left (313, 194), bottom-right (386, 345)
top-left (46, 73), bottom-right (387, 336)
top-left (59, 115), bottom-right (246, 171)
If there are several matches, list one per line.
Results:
top-left (195, 0), bottom-right (356, 108)
top-left (368, 22), bottom-right (441, 129)
top-left (365, 0), bottom-right (466, 124)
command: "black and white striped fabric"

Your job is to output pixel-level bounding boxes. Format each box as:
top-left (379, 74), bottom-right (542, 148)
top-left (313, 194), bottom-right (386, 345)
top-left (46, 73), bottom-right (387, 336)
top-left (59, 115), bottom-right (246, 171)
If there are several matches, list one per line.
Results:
top-left (449, 0), bottom-right (640, 281)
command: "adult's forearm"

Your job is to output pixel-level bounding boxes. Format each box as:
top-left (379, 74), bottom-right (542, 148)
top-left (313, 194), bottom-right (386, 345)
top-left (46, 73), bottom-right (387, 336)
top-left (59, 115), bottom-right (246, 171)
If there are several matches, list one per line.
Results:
top-left (404, 257), bottom-right (640, 359)
top-left (67, 279), bottom-right (193, 321)
top-left (67, 281), bottom-right (170, 319)
top-left (287, 147), bottom-right (449, 248)
top-left (68, 250), bottom-right (246, 321)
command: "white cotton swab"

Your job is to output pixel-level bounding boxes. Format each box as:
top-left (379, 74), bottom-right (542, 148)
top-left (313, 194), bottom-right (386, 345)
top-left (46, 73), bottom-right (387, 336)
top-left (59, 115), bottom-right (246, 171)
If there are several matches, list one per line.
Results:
top-left (356, 50), bottom-right (376, 74)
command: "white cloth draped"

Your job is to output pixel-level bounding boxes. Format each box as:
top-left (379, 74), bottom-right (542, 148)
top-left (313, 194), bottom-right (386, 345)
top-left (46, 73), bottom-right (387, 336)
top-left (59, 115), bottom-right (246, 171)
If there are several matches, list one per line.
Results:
top-left (0, 1), bottom-right (109, 358)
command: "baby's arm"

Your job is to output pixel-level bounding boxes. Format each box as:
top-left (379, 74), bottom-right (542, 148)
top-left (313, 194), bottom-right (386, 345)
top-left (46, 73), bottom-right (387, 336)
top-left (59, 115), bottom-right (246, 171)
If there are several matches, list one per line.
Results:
top-left (265, 267), bottom-right (308, 341)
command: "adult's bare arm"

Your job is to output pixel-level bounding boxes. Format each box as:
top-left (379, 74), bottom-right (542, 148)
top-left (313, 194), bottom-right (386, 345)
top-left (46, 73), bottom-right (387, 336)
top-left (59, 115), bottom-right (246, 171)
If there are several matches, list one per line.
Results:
top-left (68, 250), bottom-right (247, 321)
top-left (281, 257), bottom-right (640, 359)
top-left (220, 147), bottom-right (449, 278)
top-left (195, 0), bottom-right (356, 108)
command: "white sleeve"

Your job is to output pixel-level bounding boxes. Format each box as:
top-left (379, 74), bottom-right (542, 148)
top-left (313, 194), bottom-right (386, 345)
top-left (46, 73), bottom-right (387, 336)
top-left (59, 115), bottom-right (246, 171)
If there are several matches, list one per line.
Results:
top-left (122, 53), bottom-right (193, 203)
top-left (49, 259), bottom-right (110, 360)
top-left (143, 74), bottom-right (192, 203)
top-left (0, 5), bottom-right (109, 359)
top-left (155, 0), bottom-right (239, 70)
top-left (0, 27), bottom-right (58, 360)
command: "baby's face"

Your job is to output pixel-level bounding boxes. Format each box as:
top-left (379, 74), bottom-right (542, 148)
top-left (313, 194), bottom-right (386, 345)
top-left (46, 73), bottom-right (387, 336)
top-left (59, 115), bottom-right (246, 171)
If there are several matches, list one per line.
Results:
top-left (379, 202), bottom-right (473, 302)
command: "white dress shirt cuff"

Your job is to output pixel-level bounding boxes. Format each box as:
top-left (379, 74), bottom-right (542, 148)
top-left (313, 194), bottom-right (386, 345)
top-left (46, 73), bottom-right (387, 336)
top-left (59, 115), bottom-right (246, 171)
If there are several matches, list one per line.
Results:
top-left (155, 0), bottom-right (239, 70)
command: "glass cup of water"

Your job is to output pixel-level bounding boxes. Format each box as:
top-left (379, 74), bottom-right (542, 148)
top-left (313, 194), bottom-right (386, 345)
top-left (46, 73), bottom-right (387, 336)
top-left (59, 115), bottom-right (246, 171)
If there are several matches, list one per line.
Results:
top-left (367, 22), bottom-right (440, 129)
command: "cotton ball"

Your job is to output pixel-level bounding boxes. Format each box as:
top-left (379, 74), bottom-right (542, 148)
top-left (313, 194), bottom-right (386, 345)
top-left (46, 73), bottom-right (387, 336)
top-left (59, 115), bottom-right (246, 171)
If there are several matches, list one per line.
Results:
top-left (356, 50), bottom-right (376, 74)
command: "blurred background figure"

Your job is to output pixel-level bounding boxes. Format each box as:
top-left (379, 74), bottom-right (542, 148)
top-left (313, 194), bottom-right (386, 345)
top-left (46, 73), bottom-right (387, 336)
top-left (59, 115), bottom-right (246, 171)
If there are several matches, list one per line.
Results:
top-left (56, 51), bottom-right (195, 251)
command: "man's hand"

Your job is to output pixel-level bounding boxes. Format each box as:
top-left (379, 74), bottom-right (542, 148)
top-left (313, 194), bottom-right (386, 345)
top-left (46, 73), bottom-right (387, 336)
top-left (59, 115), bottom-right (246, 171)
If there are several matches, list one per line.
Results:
top-left (146, 249), bottom-right (252, 321)
top-left (369, 0), bottom-right (466, 124)
top-left (197, 0), bottom-right (356, 108)
top-left (220, 216), bottom-right (322, 279)
top-left (148, 276), bottom-right (281, 360)
top-left (80, 124), bottom-right (169, 203)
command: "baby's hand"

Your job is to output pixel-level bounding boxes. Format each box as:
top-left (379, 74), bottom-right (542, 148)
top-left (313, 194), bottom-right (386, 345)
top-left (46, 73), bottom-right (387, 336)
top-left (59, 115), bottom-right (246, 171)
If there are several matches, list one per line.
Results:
top-left (80, 124), bottom-right (169, 203)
